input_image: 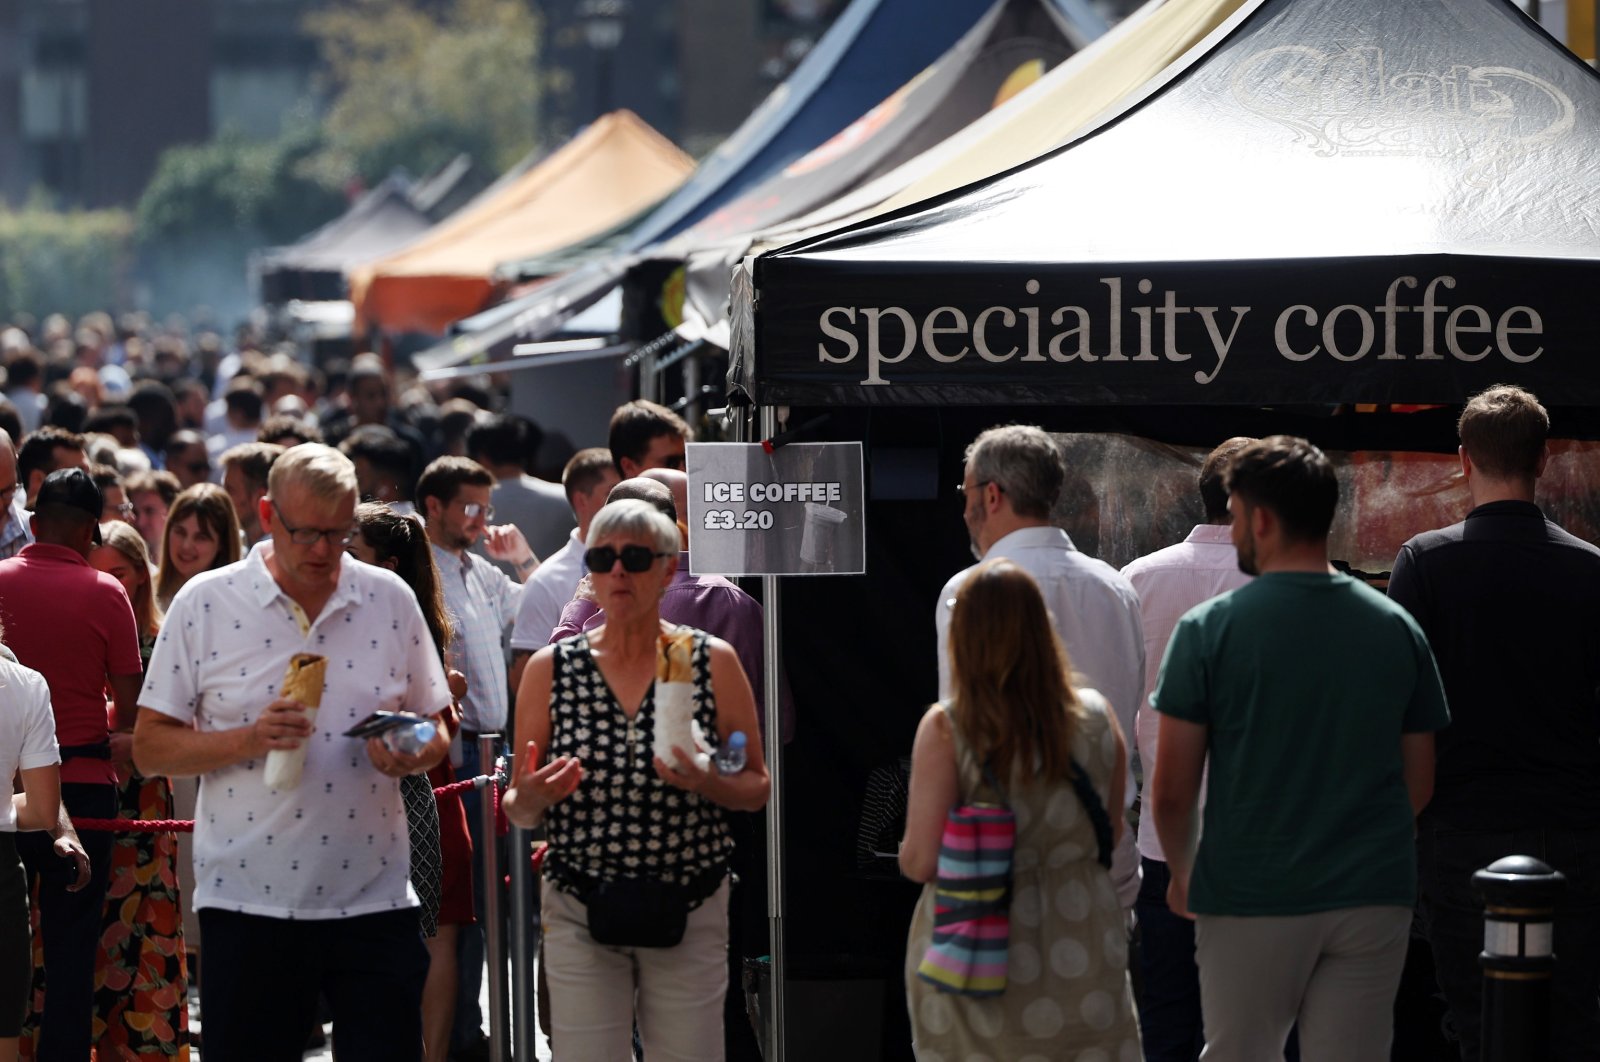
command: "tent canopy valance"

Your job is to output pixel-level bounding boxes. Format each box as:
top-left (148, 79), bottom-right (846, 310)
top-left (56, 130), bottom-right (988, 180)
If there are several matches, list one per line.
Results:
top-left (741, 0), bottom-right (1600, 409)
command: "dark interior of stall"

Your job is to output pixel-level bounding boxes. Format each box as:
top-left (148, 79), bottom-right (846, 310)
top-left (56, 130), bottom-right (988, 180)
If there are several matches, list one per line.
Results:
top-left (762, 399), bottom-right (1600, 1060)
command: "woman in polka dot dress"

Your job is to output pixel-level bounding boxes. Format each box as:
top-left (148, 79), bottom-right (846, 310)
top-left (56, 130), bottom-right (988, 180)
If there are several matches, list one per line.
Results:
top-left (901, 559), bottom-right (1141, 1062)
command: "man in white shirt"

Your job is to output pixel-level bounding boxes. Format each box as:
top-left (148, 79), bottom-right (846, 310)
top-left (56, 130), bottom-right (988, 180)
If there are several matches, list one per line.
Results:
top-left (1119, 437), bottom-right (1255, 1062)
top-left (416, 455), bottom-right (534, 1056)
top-left (935, 424), bottom-right (1145, 908)
top-left (509, 447), bottom-right (618, 686)
top-left (133, 445), bottom-right (452, 1062)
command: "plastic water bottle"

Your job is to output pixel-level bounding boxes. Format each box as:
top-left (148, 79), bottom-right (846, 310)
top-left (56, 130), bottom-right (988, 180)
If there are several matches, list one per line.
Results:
top-left (383, 719), bottom-right (438, 757)
top-left (714, 731), bottom-right (748, 776)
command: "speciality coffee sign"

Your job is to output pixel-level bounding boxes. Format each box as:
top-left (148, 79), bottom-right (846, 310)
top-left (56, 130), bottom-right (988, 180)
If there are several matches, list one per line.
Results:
top-left (687, 442), bottom-right (865, 577)
top-left (753, 255), bottom-right (1600, 408)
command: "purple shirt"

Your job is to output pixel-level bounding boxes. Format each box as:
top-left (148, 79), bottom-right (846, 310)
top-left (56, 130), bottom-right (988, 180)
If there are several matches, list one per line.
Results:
top-left (550, 552), bottom-right (794, 742)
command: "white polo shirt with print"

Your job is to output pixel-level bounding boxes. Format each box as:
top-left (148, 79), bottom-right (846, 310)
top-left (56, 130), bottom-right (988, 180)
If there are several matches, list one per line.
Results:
top-left (140, 542), bottom-right (451, 920)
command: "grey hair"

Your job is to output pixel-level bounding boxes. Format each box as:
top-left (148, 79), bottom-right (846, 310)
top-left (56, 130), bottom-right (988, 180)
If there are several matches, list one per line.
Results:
top-left (964, 425), bottom-right (1065, 520)
top-left (267, 443), bottom-right (358, 501)
top-left (587, 497), bottom-right (680, 555)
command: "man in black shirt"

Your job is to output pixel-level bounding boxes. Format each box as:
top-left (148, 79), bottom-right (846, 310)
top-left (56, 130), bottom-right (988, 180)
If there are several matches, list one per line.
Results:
top-left (1389, 384), bottom-right (1600, 1061)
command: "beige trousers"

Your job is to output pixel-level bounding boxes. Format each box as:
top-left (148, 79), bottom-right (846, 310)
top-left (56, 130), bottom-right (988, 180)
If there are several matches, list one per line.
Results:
top-left (541, 878), bottom-right (729, 1062)
top-left (1195, 904), bottom-right (1412, 1062)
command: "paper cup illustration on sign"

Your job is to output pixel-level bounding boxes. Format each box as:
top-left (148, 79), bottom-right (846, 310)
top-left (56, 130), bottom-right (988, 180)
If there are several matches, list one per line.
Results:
top-left (800, 503), bottom-right (849, 566)
top-left (653, 631), bottom-right (696, 765)
top-left (265, 653), bottom-right (326, 790)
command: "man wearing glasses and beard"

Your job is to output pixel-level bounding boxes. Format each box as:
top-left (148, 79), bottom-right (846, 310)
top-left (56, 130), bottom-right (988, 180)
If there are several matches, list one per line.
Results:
top-left (415, 455), bottom-right (537, 1059)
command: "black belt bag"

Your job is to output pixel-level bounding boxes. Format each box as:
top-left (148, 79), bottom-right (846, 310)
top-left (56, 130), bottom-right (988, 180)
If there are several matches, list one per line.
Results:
top-left (580, 866), bottom-right (725, 949)
top-left (584, 877), bottom-right (694, 949)
top-left (59, 741), bottom-right (111, 762)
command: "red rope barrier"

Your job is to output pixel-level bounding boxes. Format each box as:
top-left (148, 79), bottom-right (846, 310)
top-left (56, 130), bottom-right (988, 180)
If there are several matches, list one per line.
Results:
top-left (492, 772), bottom-right (509, 837)
top-left (73, 818), bottom-right (193, 833)
top-left (73, 773), bottom-right (504, 832)
top-left (431, 776), bottom-right (483, 799)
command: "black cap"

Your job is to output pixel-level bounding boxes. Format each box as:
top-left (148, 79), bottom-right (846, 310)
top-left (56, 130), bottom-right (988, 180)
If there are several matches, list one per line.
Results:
top-left (34, 468), bottom-right (103, 545)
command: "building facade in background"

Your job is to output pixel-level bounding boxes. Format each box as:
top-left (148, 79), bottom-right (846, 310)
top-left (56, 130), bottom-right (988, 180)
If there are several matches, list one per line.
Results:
top-left (0, 0), bottom-right (846, 212)
top-left (0, 0), bottom-right (319, 209)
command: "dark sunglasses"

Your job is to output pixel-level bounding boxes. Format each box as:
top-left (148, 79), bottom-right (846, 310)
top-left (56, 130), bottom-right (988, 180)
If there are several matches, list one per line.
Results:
top-left (584, 545), bottom-right (671, 573)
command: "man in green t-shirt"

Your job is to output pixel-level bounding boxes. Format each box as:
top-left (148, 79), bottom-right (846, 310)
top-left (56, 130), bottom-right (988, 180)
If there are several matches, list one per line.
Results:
top-left (1150, 435), bottom-right (1448, 1062)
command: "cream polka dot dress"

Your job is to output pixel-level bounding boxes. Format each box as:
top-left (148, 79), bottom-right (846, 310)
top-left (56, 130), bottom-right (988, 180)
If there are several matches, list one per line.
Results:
top-left (905, 689), bottom-right (1141, 1062)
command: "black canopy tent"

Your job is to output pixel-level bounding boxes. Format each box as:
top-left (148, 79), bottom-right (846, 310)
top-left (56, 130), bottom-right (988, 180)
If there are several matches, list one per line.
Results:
top-left (742, 0), bottom-right (1600, 410)
top-left (725, 1), bottom-right (1600, 1055)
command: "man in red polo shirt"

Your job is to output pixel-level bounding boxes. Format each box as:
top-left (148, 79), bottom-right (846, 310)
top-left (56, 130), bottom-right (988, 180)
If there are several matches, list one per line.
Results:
top-left (0, 468), bottom-right (142, 1062)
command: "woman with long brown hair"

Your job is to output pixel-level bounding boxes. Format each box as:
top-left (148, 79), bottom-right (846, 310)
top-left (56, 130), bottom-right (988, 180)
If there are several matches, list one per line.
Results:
top-left (154, 484), bottom-right (241, 610)
top-left (88, 522), bottom-right (189, 1058)
top-left (349, 503), bottom-right (472, 1062)
top-left (900, 558), bottom-right (1139, 1059)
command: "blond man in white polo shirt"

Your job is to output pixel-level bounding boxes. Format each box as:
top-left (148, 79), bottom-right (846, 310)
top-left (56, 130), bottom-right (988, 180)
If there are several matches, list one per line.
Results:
top-left (133, 445), bottom-right (452, 1062)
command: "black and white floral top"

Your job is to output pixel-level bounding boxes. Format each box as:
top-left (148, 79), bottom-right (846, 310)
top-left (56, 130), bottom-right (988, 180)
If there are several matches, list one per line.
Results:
top-left (543, 628), bottom-right (732, 901)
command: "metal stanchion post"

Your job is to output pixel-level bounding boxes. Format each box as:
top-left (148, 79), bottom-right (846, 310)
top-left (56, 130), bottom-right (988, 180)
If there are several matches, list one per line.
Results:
top-left (479, 733), bottom-right (510, 1062)
top-left (1475, 855), bottom-right (1565, 1062)
top-left (508, 821), bottom-right (535, 1059)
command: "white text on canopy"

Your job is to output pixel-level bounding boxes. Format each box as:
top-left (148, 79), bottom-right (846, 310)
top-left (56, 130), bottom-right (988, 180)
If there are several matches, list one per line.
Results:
top-left (813, 274), bottom-right (1544, 387)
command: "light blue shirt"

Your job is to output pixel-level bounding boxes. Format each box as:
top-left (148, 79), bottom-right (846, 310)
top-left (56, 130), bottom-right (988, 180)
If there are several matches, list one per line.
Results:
top-left (0, 496), bottom-right (33, 563)
top-left (433, 543), bottom-right (521, 731)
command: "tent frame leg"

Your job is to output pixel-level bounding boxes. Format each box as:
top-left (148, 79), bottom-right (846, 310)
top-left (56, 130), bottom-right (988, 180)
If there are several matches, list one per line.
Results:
top-left (758, 403), bottom-right (787, 1062)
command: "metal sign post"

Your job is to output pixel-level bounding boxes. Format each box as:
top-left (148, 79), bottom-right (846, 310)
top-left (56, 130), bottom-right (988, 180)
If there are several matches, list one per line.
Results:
top-left (758, 404), bottom-right (788, 1062)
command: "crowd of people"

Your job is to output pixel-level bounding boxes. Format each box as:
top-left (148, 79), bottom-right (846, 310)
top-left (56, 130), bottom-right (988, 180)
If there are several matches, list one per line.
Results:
top-left (0, 305), bottom-right (1590, 1062)
top-left (900, 389), bottom-right (1599, 1062)
top-left (0, 308), bottom-right (785, 1062)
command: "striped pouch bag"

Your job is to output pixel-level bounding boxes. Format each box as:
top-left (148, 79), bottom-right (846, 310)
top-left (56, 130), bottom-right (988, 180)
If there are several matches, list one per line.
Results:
top-left (916, 723), bottom-right (1015, 998)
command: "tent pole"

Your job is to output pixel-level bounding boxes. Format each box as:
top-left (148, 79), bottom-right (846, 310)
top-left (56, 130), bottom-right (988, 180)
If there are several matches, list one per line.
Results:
top-left (759, 402), bottom-right (787, 1062)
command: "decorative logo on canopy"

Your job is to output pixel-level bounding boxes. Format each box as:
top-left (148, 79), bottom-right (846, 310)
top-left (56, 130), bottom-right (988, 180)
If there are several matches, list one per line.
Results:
top-left (1230, 45), bottom-right (1574, 173)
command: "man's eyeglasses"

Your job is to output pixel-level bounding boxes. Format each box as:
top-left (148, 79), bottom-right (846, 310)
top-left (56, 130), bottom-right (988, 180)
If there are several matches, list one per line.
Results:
top-left (271, 499), bottom-right (357, 547)
top-left (107, 502), bottom-right (135, 519)
top-left (462, 502), bottom-right (494, 520)
top-left (584, 545), bottom-right (671, 574)
top-left (955, 480), bottom-right (1002, 496)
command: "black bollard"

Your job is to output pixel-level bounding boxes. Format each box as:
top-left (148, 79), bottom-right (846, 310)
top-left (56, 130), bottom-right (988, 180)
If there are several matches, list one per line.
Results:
top-left (1474, 855), bottom-right (1565, 1062)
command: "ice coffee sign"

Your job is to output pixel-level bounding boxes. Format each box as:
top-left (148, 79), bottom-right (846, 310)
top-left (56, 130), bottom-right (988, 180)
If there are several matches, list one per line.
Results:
top-left (687, 442), bottom-right (866, 577)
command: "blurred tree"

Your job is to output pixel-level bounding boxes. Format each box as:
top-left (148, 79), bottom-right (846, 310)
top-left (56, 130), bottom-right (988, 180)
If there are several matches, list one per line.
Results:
top-left (0, 195), bottom-right (133, 320)
top-left (305, 0), bottom-right (544, 186)
top-left (136, 124), bottom-right (344, 248)
top-left (134, 124), bottom-right (346, 319)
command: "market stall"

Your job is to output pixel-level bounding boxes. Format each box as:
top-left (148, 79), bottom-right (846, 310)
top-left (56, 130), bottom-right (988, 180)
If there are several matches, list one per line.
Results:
top-left (730, 0), bottom-right (1600, 1056)
top-left (350, 110), bottom-right (692, 337)
top-left (415, 0), bottom-right (1106, 377)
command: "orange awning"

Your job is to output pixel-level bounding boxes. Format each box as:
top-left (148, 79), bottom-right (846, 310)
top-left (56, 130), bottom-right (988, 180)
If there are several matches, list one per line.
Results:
top-left (351, 110), bottom-right (693, 336)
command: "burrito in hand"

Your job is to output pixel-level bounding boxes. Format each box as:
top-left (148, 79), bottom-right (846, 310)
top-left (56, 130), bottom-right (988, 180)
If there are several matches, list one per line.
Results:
top-left (652, 631), bottom-right (696, 765)
top-left (264, 653), bottom-right (326, 790)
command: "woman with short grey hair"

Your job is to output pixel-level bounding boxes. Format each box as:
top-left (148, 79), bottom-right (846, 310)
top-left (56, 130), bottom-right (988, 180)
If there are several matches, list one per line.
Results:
top-left (584, 496), bottom-right (679, 557)
top-left (504, 498), bottom-right (770, 1060)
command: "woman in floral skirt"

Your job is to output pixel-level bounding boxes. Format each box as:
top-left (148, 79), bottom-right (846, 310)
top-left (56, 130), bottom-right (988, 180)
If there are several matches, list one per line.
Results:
top-left (89, 522), bottom-right (189, 1059)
